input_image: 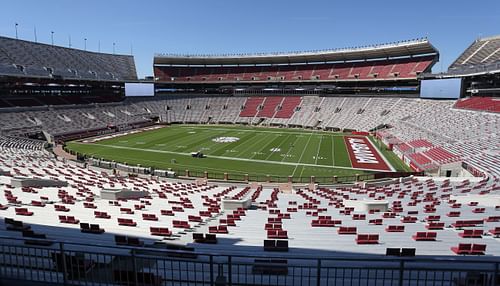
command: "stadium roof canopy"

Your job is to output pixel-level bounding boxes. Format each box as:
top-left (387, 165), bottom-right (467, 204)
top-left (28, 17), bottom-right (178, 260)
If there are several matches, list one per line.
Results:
top-left (449, 34), bottom-right (500, 70)
top-left (420, 35), bottom-right (500, 79)
top-left (154, 38), bottom-right (438, 66)
top-left (440, 34), bottom-right (500, 77)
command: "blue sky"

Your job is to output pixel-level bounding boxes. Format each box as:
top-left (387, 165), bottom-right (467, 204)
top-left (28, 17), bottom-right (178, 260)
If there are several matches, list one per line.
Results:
top-left (1, 0), bottom-right (499, 78)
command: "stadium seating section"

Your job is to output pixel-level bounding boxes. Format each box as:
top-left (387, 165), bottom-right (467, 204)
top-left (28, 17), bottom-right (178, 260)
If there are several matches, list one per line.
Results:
top-left (0, 36), bottom-right (137, 81)
top-left (0, 136), bottom-right (499, 261)
top-left (154, 56), bottom-right (434, 82)
top-left (0, 95), bottom-right (499, 179)
top-left (454, 97), bottom-right (500, 113)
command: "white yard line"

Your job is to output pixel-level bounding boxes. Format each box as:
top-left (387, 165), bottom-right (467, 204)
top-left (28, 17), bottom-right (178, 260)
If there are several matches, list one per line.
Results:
top-left (314, 135), bottom-right (323, 165)
top-left (280, 135), bottom-right (300, 163)
top-left (331, 135), bottom-right (336, 166)
top-left (291, 132), bottom-right (314, 176)
top-left (86, 143), bottom-right (388, 172)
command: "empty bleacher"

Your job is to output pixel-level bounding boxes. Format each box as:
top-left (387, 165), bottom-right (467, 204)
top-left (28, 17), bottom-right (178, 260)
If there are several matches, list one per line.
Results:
top-left (0, 36), bottom-right (137, 81)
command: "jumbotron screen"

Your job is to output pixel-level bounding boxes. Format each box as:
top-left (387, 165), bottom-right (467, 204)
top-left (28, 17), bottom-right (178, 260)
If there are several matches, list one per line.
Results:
top-left (420, 78), bottom-right (462, 99)
top-left (125, 83), bottom-right (155, 97)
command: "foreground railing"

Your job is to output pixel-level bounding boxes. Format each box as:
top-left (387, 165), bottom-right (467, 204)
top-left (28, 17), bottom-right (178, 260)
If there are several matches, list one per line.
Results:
top-left (0, 236), bottom-right (499, 286)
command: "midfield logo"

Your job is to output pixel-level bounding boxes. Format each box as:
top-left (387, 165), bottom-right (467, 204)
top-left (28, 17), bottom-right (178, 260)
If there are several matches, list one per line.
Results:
top-left (212, 137), bottom-right (240, 143)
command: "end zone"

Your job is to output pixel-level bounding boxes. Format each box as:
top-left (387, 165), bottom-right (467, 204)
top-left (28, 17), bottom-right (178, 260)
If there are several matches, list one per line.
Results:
top-left (344, 136), bottom-right (392, 171)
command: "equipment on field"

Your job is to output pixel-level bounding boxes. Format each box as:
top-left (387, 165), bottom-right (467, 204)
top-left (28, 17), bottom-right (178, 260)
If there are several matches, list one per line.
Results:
top-left (191, 151), bottom-right (205, 158)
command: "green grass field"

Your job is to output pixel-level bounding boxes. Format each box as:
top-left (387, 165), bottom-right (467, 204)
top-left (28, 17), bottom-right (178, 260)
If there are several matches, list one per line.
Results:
top-left (66, 125), bottom-right (410, 180)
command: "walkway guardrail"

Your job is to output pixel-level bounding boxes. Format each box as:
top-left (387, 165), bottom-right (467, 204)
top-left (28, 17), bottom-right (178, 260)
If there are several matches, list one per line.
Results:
top-left (1, 236), bottom-right (499, 286)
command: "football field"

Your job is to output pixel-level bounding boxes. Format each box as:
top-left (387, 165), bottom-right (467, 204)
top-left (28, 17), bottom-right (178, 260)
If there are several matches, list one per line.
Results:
top-left (67, 125), bottom-right (409, 180)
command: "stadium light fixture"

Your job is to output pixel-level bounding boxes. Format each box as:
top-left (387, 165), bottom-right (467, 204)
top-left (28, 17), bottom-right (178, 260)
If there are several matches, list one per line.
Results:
top-left (51, 31), bottom-right (54, 45)
top-left (84, 38), bottom-right (87, 51)
top-left (15, 23), bottom-right (18, 39)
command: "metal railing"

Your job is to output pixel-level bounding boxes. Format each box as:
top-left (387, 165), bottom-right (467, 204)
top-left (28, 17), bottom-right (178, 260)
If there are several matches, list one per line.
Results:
top-left (1, 236), bottom-right (499, 286)
top-left (84, 155), bottom-right (421, 184)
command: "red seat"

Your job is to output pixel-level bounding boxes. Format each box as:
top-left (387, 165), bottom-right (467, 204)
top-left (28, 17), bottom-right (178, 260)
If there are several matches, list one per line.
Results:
top-left (59, 215), bottom-right (78, 224)
top-left (459, 229), bottom-right (483, 238)
top-left (337, 227), bottom-right (357, 235)
top-left (423, 207), bottom-right (436, 213)
top-left (451, 243), bottom-right (472, 255)
top-left (382, 212), bottom-right (396, 218)
top-left (31, 200), bottom-right (45, 207)
top-left (218, 225), bottom-right (228, 234)
top-left (199, 211), bottom-right (211, 217)
top-left (172, 206), bottom-right (184, 212)
top-left (65, 216), bottom-right (79, 224)
top-left (412, 232), bottom-right (437, 241)
top-left (83, 202), bottom-right (97, 209)
top-left (172, 220), bottom-right (190, 228)
top-left (450, 243), bottom-right (486, 255)
top-left (311, 219), bottom-right (335, 227)
top-left (447, 211), bottom-right (461, 217)
top-left (400, 216), bottom-right (417, 223)
top-left (425, 215), bottom-right (441, 221)
top-left (471, 244), bottom-right (486, 255)
top-left (221, 218), bottom-right (236, 226)
top-left (268, 217), bottom-right (282, 223)
top-left (489, 227), bottom-right (500, 237)
top-left (208, 225), bottom-right (228, 234)
top-left (385, 225), bottom-right (404, 232)
top-left (94, 211), bottom-right (111, 219)
top-left (352, 214), bottom-right (366, 220)
top-left (120, 208), bottom-right (134, 214)
top-left (277, 213), bottom-right (291, 219)
top-left (150, 227), bottom-right (172, 236)
top-left (15, 208), bottom-right (33, 216)
top-left (267, 229), bottom-right (287, 239)
top-left (355, 234), bottom-right (378, 244)
top-left (426, 222), bottom-right (445, 230)
top-left (485, 216), bottom-right (500, 222)
top-left (142, 214), bottom-right (158, 221)
top-left (265, 223), bottom-right (282, 230)
top-left (161, 210), bottom-right (174, 216)
top-left (117, 218), bottom-right (137, 227)
top-left (54, 205), bottom-right (70, 212)
top-left (188, 215), bottom-right (202, 222)
top-left (452, 220), bottom-right (483, 228)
